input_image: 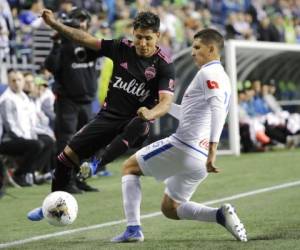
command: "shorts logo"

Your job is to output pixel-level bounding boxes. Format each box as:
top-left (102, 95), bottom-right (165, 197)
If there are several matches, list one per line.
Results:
top-left (207, 80), bottom-right (219, 89)
top-left (144, 66), bottom-right (156, 81)
top-left (199, 139), bottom-right (209, 150)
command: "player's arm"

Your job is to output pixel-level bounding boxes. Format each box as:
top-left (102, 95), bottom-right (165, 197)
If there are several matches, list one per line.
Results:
top-left (137, 92), bottom-right (173, 121)
top-left (41, 9), bottom-right (101, 50)
top-left (206, 95), bottom-right (227, 173)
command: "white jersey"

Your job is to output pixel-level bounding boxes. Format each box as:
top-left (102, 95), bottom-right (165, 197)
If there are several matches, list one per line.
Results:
top-left (169, 60), bottom-right (231, 160)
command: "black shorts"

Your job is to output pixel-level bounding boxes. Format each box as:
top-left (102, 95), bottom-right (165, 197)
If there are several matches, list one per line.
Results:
top-left (68, 110), bottom-right (135, 159)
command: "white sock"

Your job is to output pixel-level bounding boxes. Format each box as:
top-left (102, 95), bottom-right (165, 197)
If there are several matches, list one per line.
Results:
top-left (122, 175), bottom-right (141, 226)
top-left (176, 201), bottom-right (218, 222)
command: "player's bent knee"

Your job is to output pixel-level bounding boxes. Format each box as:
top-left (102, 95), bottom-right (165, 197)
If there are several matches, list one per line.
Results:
top-left (161, 195), bottom-right (180, 220)
top-left (124, 118), bottom-right (150, 148)
top-left (122, 154), bottom-right (143, 176)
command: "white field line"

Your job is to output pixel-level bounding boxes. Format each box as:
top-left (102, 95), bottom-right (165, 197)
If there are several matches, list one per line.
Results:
top-left (1, 180), bottom-right (300, 249)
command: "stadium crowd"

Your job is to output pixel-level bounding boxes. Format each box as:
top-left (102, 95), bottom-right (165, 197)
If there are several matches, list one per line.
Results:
top-left (1, 0), bottom-right (300, 61)
top-left (1, 0), bottom-right (300, 195)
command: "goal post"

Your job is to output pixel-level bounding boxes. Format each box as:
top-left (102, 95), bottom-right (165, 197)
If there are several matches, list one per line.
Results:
top-left (225, 40), bottom-right (300, 155)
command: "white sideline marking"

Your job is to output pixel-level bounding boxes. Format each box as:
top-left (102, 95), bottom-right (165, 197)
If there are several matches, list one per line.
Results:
top-left (1, 180), bottom-right (300, 248)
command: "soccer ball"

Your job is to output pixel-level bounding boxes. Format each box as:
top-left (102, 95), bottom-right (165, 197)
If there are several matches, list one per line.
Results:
top-left (42, 191), bottom-right (78, 227)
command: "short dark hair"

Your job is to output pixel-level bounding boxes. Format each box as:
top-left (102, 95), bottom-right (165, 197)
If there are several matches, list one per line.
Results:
top-left (133, 11), bottom-right (160, 32)
top-left (194, 28), bottom-right (224, 51)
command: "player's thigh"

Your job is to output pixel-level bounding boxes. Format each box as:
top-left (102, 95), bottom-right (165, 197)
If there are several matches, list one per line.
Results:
top-left (164, 157), bottom-right (208, 203)
top-left (69, 115), bottom-right (121, 159)
top-left (136, 137), bottom-right (206, 181)
top-left (135, 137), bottom-right (180, 180)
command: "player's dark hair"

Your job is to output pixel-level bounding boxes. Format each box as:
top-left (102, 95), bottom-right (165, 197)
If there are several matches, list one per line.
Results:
top-left (194, 28), bottom-right (224, 51)
top-left (133, 11), bottom-right (160, 32)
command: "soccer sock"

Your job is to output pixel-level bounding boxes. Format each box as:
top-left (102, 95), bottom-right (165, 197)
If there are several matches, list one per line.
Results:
top-left (51, 152), bottom-right (76, 192)
top-left (122, 175), bottom-right (141, 226)
top-left (100, 135), bottom-right (129, 167)
top-left (176, 201), bottom-right (218, 222)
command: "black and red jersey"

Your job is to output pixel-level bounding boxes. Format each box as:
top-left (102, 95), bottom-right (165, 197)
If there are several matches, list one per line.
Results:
top-left (99, 38), bottom-right (175, 118)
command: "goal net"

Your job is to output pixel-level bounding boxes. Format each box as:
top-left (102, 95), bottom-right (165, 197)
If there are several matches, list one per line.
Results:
top-left (225, 40), bottom-right (300, 155)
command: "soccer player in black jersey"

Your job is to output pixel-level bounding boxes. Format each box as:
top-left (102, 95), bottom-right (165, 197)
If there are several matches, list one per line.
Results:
top-left (27, 10), bottom-right (175, 221)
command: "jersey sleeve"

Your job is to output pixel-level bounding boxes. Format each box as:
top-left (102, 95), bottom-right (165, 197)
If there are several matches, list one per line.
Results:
top-left (99, 39), bottom-right (121, 61)
top-left (157, 61), bottom-right (176, 95)
top-left (200, 71), bottom-right (230, 142)
top-left (201, 71), bottom-right (225, 101)
top-left (208, 96), bottom-right (227, 142)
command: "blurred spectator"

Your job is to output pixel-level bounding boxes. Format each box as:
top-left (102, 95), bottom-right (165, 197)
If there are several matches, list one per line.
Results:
top-left (57, 0), bottom-right (74, 17)
top-left (18, 0), bottom-right (44, 28)
top-left (23, 72), bottom-right (56, 179)
top-left (0, 9), bottom-right (10, 57)
top-left (270, 13), bottom-right (285, 42)
top-left (0, 0), bottom-right (14, 35)
top-left (296, 24), bottom-right (300, 43)
top-left (225, 13), bottom-right (241, 39)
top-left (0, 70), bottom-right (43, 186)
top-left (34, 72), bottom-right (56, 128)
top-left (257, 16), bottom-right (281, 41)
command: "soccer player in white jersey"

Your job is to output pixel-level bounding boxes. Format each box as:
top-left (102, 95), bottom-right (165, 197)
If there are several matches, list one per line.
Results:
top-left (111, 28), bottom-right (247, 243)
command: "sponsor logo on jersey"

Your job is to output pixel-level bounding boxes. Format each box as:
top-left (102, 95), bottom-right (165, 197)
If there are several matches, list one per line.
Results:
top-left (113, 76), bottom-right (151, 102)
top-left (71, 61), bottom-right (94, 69)
top-left (144, 66), bottom-right (156, 81)
top-left (207, 80), bottom-right (219, 89)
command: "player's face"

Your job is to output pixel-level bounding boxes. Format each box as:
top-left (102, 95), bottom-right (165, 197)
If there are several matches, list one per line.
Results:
top-left (191, 38), bottom-right (212, 67)
top-left (133, 28), bottom-right (160, 57)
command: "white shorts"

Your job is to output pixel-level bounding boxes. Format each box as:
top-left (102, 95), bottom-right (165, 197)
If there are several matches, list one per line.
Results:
top-left (136, 137), bottom-right (208, 203)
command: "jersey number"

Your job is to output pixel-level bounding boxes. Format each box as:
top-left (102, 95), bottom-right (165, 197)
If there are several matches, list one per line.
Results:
top-left (207, 80), bottom-right (219, 89)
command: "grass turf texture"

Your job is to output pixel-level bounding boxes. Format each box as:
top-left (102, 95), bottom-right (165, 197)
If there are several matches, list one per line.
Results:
top-left (1, 148), bottom-right (300, 249)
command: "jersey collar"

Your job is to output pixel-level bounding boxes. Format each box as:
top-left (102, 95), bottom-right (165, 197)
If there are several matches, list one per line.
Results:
top-left (201, 60), bottom-right (221, 68)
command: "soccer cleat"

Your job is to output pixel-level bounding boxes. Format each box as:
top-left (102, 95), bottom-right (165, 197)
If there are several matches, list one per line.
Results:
top-left (217, 203), bottom-right (247, 242)
top-left (111, 225), bottom-right (144, 243)
top-left (27, 207), bottom-right (44, 221)
top-left (79, 157), bottom-right (100, 179)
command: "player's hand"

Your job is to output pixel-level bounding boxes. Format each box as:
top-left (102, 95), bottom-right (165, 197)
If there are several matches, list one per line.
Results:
top-left (137, 107), bottom-right (152, 121)
top-left (206, 161), bottom-right (220, 173)
top-left (41, 9), bottom-right (56, 27)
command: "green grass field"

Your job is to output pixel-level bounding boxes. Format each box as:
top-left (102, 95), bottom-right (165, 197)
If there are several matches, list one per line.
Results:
top-left (1, 149), bottom-right (300, 250)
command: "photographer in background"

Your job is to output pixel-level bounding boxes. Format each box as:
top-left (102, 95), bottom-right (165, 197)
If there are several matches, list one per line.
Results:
top-left (45, 7), bottom-right (100, 193)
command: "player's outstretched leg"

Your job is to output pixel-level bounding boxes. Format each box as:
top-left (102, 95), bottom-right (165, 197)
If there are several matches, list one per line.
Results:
top-left (111, 225), bottom-right (144, 243)
top-left (216, 203), bottom-right (247, 242)
top-left (27, 207), bottom-right (44, 221)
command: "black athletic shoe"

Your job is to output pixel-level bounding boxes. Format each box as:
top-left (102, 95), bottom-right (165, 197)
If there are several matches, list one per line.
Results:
top-left (63, 184), bottom-right (84, 194)
top-left (76, 179), bottom-right (99, 192)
